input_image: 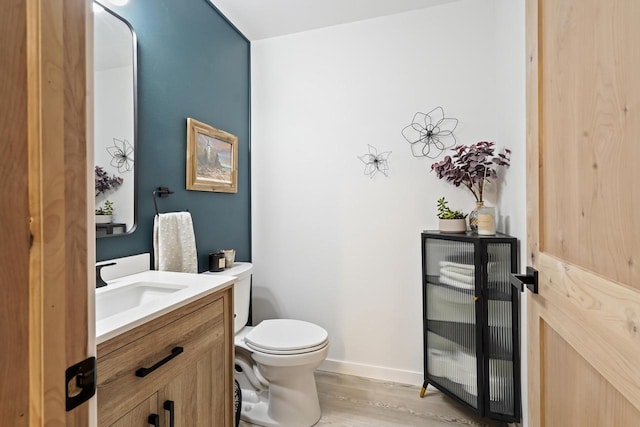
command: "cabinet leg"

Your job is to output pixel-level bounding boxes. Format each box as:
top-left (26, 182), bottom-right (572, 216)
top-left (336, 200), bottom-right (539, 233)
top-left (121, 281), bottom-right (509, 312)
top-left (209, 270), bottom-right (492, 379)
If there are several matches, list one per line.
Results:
top-left (419, 381), bottom-right (429, 398)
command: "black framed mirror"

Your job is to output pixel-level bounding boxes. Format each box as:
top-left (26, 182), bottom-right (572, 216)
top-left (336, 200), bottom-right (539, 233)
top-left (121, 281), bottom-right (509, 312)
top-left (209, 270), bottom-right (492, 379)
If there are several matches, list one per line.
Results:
top-left (94, 1), bottom-right (137, 238)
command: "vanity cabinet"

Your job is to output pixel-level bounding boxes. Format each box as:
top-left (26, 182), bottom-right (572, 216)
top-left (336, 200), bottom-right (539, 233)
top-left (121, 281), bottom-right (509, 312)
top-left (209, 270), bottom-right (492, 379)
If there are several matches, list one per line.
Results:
top-left (108, 394), bottom-right (158, 427)
top-left (420, 231), bottom-right (521, 424)
top-left (97, 285), bottom-right (233, 426)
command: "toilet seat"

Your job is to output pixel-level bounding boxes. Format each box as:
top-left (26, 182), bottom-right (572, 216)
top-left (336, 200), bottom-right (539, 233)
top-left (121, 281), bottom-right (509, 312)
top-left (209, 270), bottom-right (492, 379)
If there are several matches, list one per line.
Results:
top-left (244, 319), bottom-right (329, 355)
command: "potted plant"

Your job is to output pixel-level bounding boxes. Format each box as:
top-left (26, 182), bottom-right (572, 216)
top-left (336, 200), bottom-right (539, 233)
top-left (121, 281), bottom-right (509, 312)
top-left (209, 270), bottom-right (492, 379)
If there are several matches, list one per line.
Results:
top-left (431, 141), bottom-right (510, 230)
top-left (95, 166), bottom-right (122, 224)
top-left (95, 200), bottom-right (114, 224)
top-left (437, 197), bottom-right (467, 233)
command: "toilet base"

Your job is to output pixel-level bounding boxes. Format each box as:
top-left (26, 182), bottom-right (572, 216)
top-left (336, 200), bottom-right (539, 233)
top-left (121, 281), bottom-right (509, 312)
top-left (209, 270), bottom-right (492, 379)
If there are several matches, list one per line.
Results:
top-left (239, 381), bottom-right (321, 427)
top-left (241, 398), bottom-right (279, 427)
top-left (235, 345), bottom-right (328, 427)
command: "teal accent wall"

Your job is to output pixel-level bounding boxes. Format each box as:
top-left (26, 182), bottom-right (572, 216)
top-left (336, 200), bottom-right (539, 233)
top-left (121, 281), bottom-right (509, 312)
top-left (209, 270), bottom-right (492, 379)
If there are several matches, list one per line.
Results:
top-left (96, 0), bottom-right (251, 271)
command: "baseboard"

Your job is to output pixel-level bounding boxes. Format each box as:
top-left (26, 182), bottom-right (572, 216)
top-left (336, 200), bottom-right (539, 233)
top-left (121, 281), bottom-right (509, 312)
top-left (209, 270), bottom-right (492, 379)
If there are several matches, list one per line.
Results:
top-left (319, 358), bottom-right (424, 387)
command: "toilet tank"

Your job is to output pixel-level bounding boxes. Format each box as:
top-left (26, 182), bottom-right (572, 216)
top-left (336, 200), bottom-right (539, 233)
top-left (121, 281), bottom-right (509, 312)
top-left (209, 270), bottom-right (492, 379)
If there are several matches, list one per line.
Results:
top-left (218, 262), bottom-right (252, 334)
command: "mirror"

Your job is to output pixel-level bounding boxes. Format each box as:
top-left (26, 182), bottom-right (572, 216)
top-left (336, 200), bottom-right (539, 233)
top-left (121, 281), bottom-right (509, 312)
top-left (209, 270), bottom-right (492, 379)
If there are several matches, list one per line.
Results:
top-left (94, 2), bottom-right (137, 237)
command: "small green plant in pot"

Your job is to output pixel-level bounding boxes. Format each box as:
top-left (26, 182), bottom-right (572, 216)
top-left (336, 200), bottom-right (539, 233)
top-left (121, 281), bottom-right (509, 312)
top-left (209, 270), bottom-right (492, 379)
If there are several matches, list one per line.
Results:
top-left (437, 197), bottom-right (467, 233)
top-left (95, 200), bottom-right (114, 223)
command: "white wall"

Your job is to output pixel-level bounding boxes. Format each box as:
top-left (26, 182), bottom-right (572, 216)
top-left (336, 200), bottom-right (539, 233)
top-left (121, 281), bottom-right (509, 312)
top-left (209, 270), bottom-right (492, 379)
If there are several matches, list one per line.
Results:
top-left (95, 66), bottom-right (135, 230)
top-left (251, 0), bottom-right (526, 391)
top-left (493, 0), bottom-right (527, 423)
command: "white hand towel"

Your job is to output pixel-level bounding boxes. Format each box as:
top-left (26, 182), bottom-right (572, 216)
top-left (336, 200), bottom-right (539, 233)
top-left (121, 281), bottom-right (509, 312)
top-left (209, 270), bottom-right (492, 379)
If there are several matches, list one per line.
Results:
top-left (153, 212), bottom-right (198, 273)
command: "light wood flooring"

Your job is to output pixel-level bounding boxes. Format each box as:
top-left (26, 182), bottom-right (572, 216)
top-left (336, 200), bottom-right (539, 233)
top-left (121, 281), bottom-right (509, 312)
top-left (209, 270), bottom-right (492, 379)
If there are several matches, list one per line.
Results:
top-left (239, 371), bottom-right (501, 426)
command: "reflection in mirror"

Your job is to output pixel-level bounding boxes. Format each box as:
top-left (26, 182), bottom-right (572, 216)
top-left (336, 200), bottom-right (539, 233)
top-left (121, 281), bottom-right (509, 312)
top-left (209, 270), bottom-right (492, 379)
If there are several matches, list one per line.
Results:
top-left (94, 1), bottom-right (137, 237)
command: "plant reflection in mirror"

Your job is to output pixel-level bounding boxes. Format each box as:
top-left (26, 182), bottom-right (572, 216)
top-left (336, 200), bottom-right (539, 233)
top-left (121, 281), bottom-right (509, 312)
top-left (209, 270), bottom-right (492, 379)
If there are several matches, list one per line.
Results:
top-left (107, 138), bottom-right (135, 172)
top-left (95, 165), bottom-right (123, 197)
top-left (358, 144), bottom-right (391, 179)
top-left (401, 106), bottom-right (458, 159)
top-left (95, 200), bottom-right (114, 215)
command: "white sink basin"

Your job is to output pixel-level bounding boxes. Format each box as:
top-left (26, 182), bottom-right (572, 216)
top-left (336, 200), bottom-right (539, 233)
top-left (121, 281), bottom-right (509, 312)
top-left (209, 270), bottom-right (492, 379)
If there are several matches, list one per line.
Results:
top-left (95, 270), bottom-right (236, 344)
top-left (95, 282), bottom-right (187, 321)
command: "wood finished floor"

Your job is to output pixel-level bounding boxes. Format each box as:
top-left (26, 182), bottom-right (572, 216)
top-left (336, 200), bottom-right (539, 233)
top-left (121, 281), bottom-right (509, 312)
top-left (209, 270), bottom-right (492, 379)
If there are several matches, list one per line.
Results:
top-left (239, 371), bottom-right (500, 426)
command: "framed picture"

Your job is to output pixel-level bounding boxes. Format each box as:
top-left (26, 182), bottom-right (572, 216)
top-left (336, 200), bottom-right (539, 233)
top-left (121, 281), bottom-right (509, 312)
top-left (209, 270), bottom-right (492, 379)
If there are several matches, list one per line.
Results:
top-left (186, 118), bottom-right (238, 193)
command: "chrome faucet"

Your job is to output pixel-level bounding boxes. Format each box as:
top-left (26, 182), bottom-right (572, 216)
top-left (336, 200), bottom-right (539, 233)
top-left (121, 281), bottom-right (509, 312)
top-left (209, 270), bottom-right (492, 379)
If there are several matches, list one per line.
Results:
top-left (96, 262), bottom-right (116, 288)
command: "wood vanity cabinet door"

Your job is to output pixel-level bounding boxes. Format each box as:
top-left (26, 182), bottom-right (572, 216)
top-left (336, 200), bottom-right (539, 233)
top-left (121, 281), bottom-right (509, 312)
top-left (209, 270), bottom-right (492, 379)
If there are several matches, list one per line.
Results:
top-left (159, 334), bottom-right (226, 426)
top-left (108, 394), bottom-right (158, 427)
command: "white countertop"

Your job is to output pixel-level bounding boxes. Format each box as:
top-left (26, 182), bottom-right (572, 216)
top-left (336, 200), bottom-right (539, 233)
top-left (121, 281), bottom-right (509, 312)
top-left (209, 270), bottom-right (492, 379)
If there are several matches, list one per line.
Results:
top-left (95, 270), bottom-right (236, 345)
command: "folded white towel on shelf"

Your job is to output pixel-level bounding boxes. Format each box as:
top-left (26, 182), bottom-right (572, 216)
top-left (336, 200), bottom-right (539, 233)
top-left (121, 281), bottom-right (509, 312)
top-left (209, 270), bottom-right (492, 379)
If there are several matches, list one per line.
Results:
top-left (439, 274), bottom-right (475, 290)
top-left (153, 212), bottom-right (198, 273)
top-left (439, 261), bottom-right (475, 275)
top-left (440, 268), bottom-right (475, 285)
top-left (438, 261), bottom-right (475, 289)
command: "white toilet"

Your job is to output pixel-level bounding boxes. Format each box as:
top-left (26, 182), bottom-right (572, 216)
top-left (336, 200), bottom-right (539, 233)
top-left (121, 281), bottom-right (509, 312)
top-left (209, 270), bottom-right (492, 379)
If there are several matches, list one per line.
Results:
top-left (205, 262), bottom-right (329, 427)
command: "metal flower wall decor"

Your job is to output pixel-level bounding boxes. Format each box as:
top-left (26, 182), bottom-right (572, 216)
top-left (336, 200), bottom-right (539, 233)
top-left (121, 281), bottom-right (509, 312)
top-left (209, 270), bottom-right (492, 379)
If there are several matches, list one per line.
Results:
top-left (358, 144), bottom-right (391, 179)
top-left (107, 138), bottom-right (135, 173)
top-left (401, 106), bottom-right (458, 159)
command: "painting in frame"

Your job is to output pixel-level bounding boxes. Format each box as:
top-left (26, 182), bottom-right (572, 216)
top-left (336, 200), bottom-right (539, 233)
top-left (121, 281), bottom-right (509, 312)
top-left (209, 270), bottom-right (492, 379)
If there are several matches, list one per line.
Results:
top-left (186, 118), bottom-right (238, 193)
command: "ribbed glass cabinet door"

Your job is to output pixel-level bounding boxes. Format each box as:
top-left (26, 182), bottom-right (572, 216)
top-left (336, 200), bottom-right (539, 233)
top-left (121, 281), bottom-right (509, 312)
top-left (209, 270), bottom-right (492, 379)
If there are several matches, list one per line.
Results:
top-left (421, 231), bottom-right (521, 423)
top-left (485, 242), bottom-right (518, 417)
top-left (424, 238), bottom-right (479, 409)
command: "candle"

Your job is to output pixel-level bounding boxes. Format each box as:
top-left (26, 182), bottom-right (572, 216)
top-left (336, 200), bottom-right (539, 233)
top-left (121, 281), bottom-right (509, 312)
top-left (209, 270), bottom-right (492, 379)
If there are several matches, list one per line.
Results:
top-left (477, 206), bottom-right (496, 235)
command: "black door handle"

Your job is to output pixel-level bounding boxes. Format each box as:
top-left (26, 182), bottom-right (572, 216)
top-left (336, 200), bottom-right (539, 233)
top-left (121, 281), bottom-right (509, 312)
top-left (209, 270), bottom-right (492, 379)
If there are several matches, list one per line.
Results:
top-left (148, 414), bottom-right (159, 427)
top-left (510, 266), bottom-right (538, 294)
top-left (164, 400), bottom-right (175, 427)
top-left (135, 347), bottom-right (184, 378)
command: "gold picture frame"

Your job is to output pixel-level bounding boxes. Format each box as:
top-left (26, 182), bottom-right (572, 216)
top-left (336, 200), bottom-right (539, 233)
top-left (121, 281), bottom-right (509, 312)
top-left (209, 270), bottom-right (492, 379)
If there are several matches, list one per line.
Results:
top-left (186, 118), bottom-right (238, 193)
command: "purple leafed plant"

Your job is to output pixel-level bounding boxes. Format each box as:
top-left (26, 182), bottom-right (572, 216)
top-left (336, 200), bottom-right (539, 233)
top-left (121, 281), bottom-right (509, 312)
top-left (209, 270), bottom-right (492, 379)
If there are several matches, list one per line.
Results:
top-left (431, 141), bottom-right (511, 202)
top-left (95, 166), bottom-right (123, 197)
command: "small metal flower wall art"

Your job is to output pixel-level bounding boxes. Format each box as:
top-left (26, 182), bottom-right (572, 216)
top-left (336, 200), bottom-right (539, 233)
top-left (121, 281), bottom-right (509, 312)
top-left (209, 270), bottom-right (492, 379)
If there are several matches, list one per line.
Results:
top-left (401, 106), bottom-right (458, 159)
top-left (106, 138), bottom-right (135, 173)
top-left (358, 144), bottom-right (391, 179)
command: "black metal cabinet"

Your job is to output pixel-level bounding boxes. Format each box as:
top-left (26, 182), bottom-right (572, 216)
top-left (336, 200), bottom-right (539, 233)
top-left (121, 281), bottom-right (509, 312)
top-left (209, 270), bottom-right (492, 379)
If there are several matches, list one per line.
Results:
top-left (420, 231), bottom-right (521, 424)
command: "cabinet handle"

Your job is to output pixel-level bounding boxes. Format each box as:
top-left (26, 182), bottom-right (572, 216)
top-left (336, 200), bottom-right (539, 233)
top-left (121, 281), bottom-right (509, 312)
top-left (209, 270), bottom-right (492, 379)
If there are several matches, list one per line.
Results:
top-left (148, 414), bottom-right (159, 427)
top-left (164, 400), bottom-right (175, 427)
top-left (135, 347), bottom-right (184, 378)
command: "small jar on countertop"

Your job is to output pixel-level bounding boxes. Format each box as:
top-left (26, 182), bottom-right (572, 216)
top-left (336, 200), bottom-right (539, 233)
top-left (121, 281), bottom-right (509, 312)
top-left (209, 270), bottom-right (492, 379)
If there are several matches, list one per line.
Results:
top-left (208, 252), bottom-right (226, 272)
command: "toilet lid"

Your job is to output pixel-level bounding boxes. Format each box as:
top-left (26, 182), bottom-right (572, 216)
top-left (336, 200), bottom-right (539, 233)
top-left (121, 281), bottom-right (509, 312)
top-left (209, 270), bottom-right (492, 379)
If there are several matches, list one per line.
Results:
top-left (244, 319), bottom-right (328, 354)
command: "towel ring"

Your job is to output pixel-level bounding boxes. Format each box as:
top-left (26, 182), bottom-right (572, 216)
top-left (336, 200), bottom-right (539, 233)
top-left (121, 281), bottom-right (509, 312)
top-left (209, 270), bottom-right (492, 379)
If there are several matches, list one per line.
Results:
top-left (152, 187), bottom-right (174, 216)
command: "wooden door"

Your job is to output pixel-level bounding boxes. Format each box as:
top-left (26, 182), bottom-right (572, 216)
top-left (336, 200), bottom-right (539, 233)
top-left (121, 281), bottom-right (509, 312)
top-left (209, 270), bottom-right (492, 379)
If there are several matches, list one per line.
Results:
top-left (0, 0), bottom-right (91, 425)
top-left (526, 0), bottom-right (640, 425)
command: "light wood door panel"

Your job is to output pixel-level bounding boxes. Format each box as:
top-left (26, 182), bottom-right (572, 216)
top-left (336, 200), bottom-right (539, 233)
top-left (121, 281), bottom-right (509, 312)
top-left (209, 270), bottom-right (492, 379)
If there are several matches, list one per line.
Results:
top-left (543, 324), bottom-right (640, 426)
top-left (1, 0), bottom-right (30, 424)
top-left (538, 0), bottom-right (640, 289)
top-left (1, 0), bottom-right (90, 425)
top-left (527, 0), bottom-right (640, 424)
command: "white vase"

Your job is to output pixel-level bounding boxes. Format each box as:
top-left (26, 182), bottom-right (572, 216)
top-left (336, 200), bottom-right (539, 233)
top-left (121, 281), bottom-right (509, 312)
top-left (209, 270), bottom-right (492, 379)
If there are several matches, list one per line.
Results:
top-left (438, 218), bottom-right (467, 233)
top-left (95, 214), bottom-right (112, 224)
